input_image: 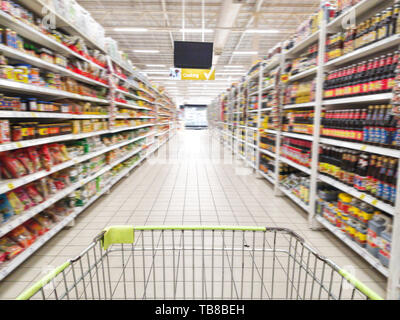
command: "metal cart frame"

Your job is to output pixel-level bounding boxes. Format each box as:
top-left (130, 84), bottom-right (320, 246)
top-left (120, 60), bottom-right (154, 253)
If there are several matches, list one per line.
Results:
top-left (17, 226), bottom-right (383, 300)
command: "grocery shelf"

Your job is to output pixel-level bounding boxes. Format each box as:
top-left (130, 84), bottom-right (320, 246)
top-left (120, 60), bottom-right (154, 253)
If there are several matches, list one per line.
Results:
top-left (279, 186), bottom-right (310, 212)
top-left (316, 216), bottom-right (389, 277)
top-left (259, 148), bottom-right (276, 158)
top-left (260, 108), bottom-right (273, 112)
top-left (318, 174), bottom-right (395, 215)
top-left (0, 44), bottom-right (109, 88)
top-left (19, 0), bottom-right (106, 53)
top-left (0, 11), bottom-right (105, 70)
top-left (327, 0), bottom-right (385, 32)
top-left (323, 93), bottom-right (393, 106)
top-left (247, 142), bottom-right (258, 149)
top-left (114, 101), bottom-right (152, 110)
top-left (0, 79), bottom-right (109, 104)
top-left (0, 132), bottom-right (153, 195)
top-left (262, 84), bottom-right (274, 91)
top-left (281, 132), bottom-right (314, 141)
top-left (0, 145), bottom-right (156, 281)
top-left (285, 31), bottom-right (320, 57)
top-left (283, 102), bottom-right (316, 109)
top-left (325, 34), bottom-right (400, 67)
top-left (0, 111), bottom-right (108, 119)
top-left (260, 129), bottom-right (277, 134)
top-left (280, 157), bottom-right (311, 175)
top-left (319, 138), bottom-right (400, 158)
top-left (260, 171), bottom-right (275, 185)
top-left (109, 123), bottom-right (154, 133)
top-left (288, 67), bottom-right (318, 82)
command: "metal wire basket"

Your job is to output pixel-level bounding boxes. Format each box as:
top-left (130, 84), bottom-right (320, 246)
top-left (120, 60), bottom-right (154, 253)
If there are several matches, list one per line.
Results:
top-left (17, 226), bottom-right (383, 300)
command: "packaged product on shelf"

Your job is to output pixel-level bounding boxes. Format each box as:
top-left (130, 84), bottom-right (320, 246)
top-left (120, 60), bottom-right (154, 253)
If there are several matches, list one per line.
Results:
top-left (0, 193), bottom-right (14, 223)
top-left (367, 213), bottom-right (391, 258)
top-left (23, 218), bottom-right (49, 237)
top-left (0, 236), bottom-right (24, 260)
top-left (8, 225), bottom-right (35, 248)
top-left (378, 225), bottom-right (392, 267)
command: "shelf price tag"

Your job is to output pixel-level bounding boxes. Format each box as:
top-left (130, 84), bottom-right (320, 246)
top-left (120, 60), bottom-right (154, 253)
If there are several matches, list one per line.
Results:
top-left (371, 199), bottom-right (378, 206)
top-left (361, 145), bottom-right (367, 151)
top-left (359, 194), bottom-right (366, 200)
top-left (16, 142), bottom-right (23, 148)
top-left (7, 183), bottom-right (15, 190)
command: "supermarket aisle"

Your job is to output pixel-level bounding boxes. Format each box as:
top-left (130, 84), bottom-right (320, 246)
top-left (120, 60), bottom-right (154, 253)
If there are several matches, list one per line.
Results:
top-left (0, 130), bottom-right (387, 299)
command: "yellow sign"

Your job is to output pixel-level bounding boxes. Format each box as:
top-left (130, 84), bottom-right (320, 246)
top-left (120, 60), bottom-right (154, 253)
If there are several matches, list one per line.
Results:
top-left (170, 68), bottom-right (215, 80)
top-left (281, 74), bottom-right (289, 83)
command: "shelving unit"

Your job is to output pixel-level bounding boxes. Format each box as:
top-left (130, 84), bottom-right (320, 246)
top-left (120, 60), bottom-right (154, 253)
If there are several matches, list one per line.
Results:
top-left (210, 0), bottom-right (400, 299)
top-left (0, 0), bottom-right (177, 282)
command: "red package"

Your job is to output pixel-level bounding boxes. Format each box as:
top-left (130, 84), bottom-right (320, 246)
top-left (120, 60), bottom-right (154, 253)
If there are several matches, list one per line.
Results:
top-left (24, 218), bottom-right (48, 237)
top-left (48, 144), bottom-right (65, 165)
top-left (0, 237), bottom-right (24, 260)
top-left (0, 250), bottom-right (7, 264)
top-left (26, 147), bottom-right (43, 172)
top-left (25, 184), bottom-right (44, 205)
top-left (14, 149), bottom-right (36, 174)
top-left (39, 145), bottom-right (53, 170)
top-left (0, 152), bottom-right (27, 178)
top-left (13, 187), bottom-right (35, 210)
top-left (8, 226), bottom-right (36, 248)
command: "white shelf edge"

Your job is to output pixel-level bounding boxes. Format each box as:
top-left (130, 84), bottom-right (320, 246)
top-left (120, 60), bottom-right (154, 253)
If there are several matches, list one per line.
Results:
top-left (280, 157), bottom-right (311, 175)
top-left (318, 174), bottom-right (395, 215)
top-left (316, 216), bottom-right (389, 278)
top-left (279, 186), bottom-right (310, 212)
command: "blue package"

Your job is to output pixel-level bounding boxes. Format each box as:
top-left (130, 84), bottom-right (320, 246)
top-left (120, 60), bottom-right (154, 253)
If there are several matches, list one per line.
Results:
top-left (0, 194), bottom-right (15, 223)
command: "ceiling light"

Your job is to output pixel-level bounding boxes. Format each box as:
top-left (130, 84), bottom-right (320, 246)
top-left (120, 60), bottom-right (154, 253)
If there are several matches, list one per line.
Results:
top-left (114, 28), bottom-right (148, 32)
top-left (133, 49), bottom-right (160, 53)
top-left (245, 29), bottom-right (280, 34)
top-left (146, 64), bottom-right (166, 67)
top-left (232, 51), bottom-right (258, 55)
top-left (180, 28), bottom-right (214, 33)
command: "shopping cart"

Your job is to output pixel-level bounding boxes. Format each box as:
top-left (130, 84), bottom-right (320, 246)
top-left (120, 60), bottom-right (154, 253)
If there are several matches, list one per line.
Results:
top-left (17, 226), bottom-right (383, 300)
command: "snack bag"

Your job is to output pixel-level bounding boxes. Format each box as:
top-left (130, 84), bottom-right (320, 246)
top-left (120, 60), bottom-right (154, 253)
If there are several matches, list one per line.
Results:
top-left (0, 237), bottom-right (24, 260)
top-left (39, 145), bottom-right (54, 170)
top-left (25, 184), bottom-right (44, 205)
top-left (9, 225), bottom-right (36, 248)
top-left (35, 178), bottom-right (50, 200)
top-left (59, 144), bottom-right (71, 162)
top-left (0, 194), bottom-right (15, 223)
top-left (45, 177), bottom-right (58, 195)
top-left (14, 149), bottom-right (35, 174)
top-left (13, 187), bottom-right (35, 210)
top-left (24, 218), bottom-right (48, 237)
top-left (35, 214), bottom-right (53, 229)
top-left (0, 152), bottom-right (27, 178)
top-left (26, 147), bottom-right (43, 172)
top-left (6, 191), bottom-right (25, 215)
top-left (48, 144), bottom-right (65, 165)
top-left (0, 249), bottom-right (7, 264)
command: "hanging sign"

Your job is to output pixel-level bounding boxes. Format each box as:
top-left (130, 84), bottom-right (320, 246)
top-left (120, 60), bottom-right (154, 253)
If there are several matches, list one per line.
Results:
top-left (169, 68), bottom-right (215, 80)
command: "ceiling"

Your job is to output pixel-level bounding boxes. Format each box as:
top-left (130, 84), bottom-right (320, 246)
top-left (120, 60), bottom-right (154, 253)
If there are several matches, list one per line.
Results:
top-left (77, 0), bottom-right (321, 105)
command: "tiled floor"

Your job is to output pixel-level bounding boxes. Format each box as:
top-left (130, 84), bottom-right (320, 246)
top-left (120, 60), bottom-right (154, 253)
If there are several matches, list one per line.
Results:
top-left (0, 129), bottom-right (387, 299)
